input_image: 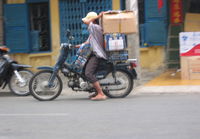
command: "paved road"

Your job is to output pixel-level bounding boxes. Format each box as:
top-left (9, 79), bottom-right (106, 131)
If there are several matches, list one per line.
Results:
top-left (0, 91), bottom-right (200, 139)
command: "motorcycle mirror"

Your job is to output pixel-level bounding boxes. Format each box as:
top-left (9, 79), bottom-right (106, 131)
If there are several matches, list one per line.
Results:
top-left (69, 36), bottom-right (74, 40)
top-left (65, 29), bottom-right (74, 40)
top-left (66, 29), bottom-right (71, 37)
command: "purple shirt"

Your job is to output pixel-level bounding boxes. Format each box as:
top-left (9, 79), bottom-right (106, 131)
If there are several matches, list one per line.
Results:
top-left (88, 22), bottom-right (107, 59)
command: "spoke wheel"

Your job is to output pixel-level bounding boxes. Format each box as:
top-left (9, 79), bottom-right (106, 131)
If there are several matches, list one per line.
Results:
top-left (29, 70), bottom-right (63, 101)
top-left (101, 70), bottom-right (133, 98)
top-left (9, 69), bottom-right (34, 96)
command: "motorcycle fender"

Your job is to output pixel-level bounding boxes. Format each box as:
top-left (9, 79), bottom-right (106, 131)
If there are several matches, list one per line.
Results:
top-left (115, 67), bottom-right (137, 80)
top-left (11, 63), bottom-right (32, 69)
top-left (130, 68), bottom-right (137, 79)
top-left (17, 64), bottom-right (32, 68)
top-left (37, 66), bottom-right (54, 71)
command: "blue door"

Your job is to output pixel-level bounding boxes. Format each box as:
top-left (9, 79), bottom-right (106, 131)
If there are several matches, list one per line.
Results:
top-left (144, 0), bottom-right (167, 20)
top-left (59, 0), bottom-right (112, 45)
top-left (145, 21), bottom-right (168, 46)
top-left (140, 0), bottom-right (168, 47)
top-left (4, 4), bottom-right (30, 53)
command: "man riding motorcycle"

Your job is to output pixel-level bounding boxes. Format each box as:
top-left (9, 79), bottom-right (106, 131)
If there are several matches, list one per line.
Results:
top-left (77, 11), bottom-right (107, 101)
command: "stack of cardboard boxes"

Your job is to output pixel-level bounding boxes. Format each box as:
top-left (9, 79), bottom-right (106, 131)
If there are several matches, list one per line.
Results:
top-left (180, 13), bottom-right (200, 79)
top-left (101, 11), bottom-right (137, 62)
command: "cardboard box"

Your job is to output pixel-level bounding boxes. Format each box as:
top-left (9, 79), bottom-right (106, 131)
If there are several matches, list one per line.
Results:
top-left (104, 33), bottom-right (126, 51)
top-left (181, 56), bottom-right (200, 80)
top-left (184, 13), bottom-right (200, 32)
top-left (73, 44), bottom-right (92, 73)
top-left (179, 32), bottom-right (200, 56)
top-left (102, 11), bottom-right (137, 34)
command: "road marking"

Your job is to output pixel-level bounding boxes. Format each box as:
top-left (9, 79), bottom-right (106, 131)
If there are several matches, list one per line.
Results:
top-left (0, 113), bottom-right (69, 117)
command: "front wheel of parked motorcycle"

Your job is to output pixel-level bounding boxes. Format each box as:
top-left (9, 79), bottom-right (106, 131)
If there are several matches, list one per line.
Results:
top-left (9, 69), bottom-right (34, 96)
top-left (29, 70), bottom-right (63, 101)
top-left (101, 70), bottom-right (133, 98)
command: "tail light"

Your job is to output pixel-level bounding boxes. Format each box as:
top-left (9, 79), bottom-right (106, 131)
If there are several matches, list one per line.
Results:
top-left (130, 62), bottom-right (137, 68)
top-left (127, 59), bottom-right (137, 69)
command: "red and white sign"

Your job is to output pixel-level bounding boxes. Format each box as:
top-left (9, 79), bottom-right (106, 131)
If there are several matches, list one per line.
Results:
top-left (179, 32), bottom-right (200, 56)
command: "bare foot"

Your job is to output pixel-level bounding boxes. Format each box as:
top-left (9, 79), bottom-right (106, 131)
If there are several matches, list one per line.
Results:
top-left (90, 94), bottom-right (107, 101)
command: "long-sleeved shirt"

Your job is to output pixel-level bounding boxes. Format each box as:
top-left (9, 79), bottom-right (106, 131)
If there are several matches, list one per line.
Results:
top-left (88, 22), bottom-right (107, 60)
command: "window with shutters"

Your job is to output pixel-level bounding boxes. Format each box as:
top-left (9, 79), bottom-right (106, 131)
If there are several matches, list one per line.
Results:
top-left (29, 2), bottom-right (51, 52)
top-left (4, 4), bottom-right (30, 53)
top-left (4, 1), bottom-right (50, 53)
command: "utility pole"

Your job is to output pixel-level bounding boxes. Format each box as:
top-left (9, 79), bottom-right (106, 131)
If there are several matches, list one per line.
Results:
top-left (126, 0), bottom-right (141, 85)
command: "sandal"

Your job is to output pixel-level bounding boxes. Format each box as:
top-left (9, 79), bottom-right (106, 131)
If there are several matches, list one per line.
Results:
top-left (89, 92), bottom-right (98, 99)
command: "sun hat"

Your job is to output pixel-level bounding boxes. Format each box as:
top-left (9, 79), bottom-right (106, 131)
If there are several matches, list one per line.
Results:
top-left (82, 12), bottom-right (98, 22)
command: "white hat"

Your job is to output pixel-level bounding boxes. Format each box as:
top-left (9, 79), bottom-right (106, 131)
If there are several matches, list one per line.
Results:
top-left (82, 12), bottom-right (98, 22)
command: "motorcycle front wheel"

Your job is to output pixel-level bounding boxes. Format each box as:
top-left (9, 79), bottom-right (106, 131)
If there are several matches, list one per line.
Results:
top-left (29, 70), bottom-right (63, 101)
top-left (9, 69), bottom-right (34, 96)
top-left (100, 70), bottom-right (133, 98)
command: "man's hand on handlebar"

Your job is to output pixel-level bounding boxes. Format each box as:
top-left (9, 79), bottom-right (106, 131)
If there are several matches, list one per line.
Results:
top-left (76, 41), bottom-right (89, 48)
top-left (75, 44), bottom-right (81, 48)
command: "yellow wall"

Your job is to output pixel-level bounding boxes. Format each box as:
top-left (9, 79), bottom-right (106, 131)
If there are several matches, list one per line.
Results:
top-left (7, 0), bottom-right (25, 4)
top-left (140, 46), bottom-right (165, 70)
top-left (49, 0), bottom-right (60, 64)
top-left (112, 0), bottom-right (120, 10)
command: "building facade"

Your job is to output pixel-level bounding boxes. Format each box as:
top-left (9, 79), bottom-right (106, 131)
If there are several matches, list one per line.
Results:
top-left (2, 0), bottom-right (199, 74)
top-left (2, 0), bottom-right (163, 73)
top-left (138, 0), bottom-right (200, 70)
top-left (3, 0), bottom-right (122, 70)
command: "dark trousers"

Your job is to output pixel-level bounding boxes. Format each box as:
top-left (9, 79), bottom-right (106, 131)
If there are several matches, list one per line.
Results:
top-left (85, 55), bottom-right (99, 83)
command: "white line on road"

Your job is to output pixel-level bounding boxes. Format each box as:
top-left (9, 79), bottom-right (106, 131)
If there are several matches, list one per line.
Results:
top-left (0, 113), bottom-right (69, 117)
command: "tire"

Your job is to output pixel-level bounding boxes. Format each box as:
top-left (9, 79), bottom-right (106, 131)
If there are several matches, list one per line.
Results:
top-left (101, 70), bottom-right (133, 98)
top-left (9, 69), bottom-right (34, 96)
top-left (29, 70), bottom-right (63, 101)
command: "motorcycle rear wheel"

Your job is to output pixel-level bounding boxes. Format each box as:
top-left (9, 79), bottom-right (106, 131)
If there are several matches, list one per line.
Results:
top-left (9, 69), bottom-right (34, 96)
top-left (101, 70), bottom-right (133, 98)
top-left (29, 70), bottom-right (63, 101)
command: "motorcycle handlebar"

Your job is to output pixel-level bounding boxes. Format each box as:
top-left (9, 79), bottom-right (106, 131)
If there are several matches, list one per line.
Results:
top-left (60, 43), bottom-right (75, 50)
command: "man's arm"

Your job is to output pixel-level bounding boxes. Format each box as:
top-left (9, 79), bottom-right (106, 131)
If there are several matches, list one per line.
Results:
top-left (75, 36), bottom-right (90, 48)
top-left (75, 41), bottom-right (89, 48)
top-left (83, 12), bottom-right (104, 25)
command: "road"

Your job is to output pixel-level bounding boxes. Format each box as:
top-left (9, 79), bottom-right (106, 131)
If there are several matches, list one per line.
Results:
top-left (0, 91), bottom-right (200, 139)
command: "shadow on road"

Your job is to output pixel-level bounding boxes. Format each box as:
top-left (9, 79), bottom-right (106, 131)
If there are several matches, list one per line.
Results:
top-left (0, 92), bottom-right (15, 97)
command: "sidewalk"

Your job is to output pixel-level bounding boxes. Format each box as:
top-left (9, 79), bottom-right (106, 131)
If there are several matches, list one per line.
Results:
top-left (136, 69), bottom-right (200, 94)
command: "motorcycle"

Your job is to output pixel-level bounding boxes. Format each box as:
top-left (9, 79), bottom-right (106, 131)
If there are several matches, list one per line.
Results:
top-left (0, 46), bottom-right (34, 96)
top-left (29, 30), bottom-right (137, 101)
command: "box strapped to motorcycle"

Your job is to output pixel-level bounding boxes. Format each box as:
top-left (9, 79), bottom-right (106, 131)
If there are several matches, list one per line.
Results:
top-left (73, 44), bottom-right (92, 73)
